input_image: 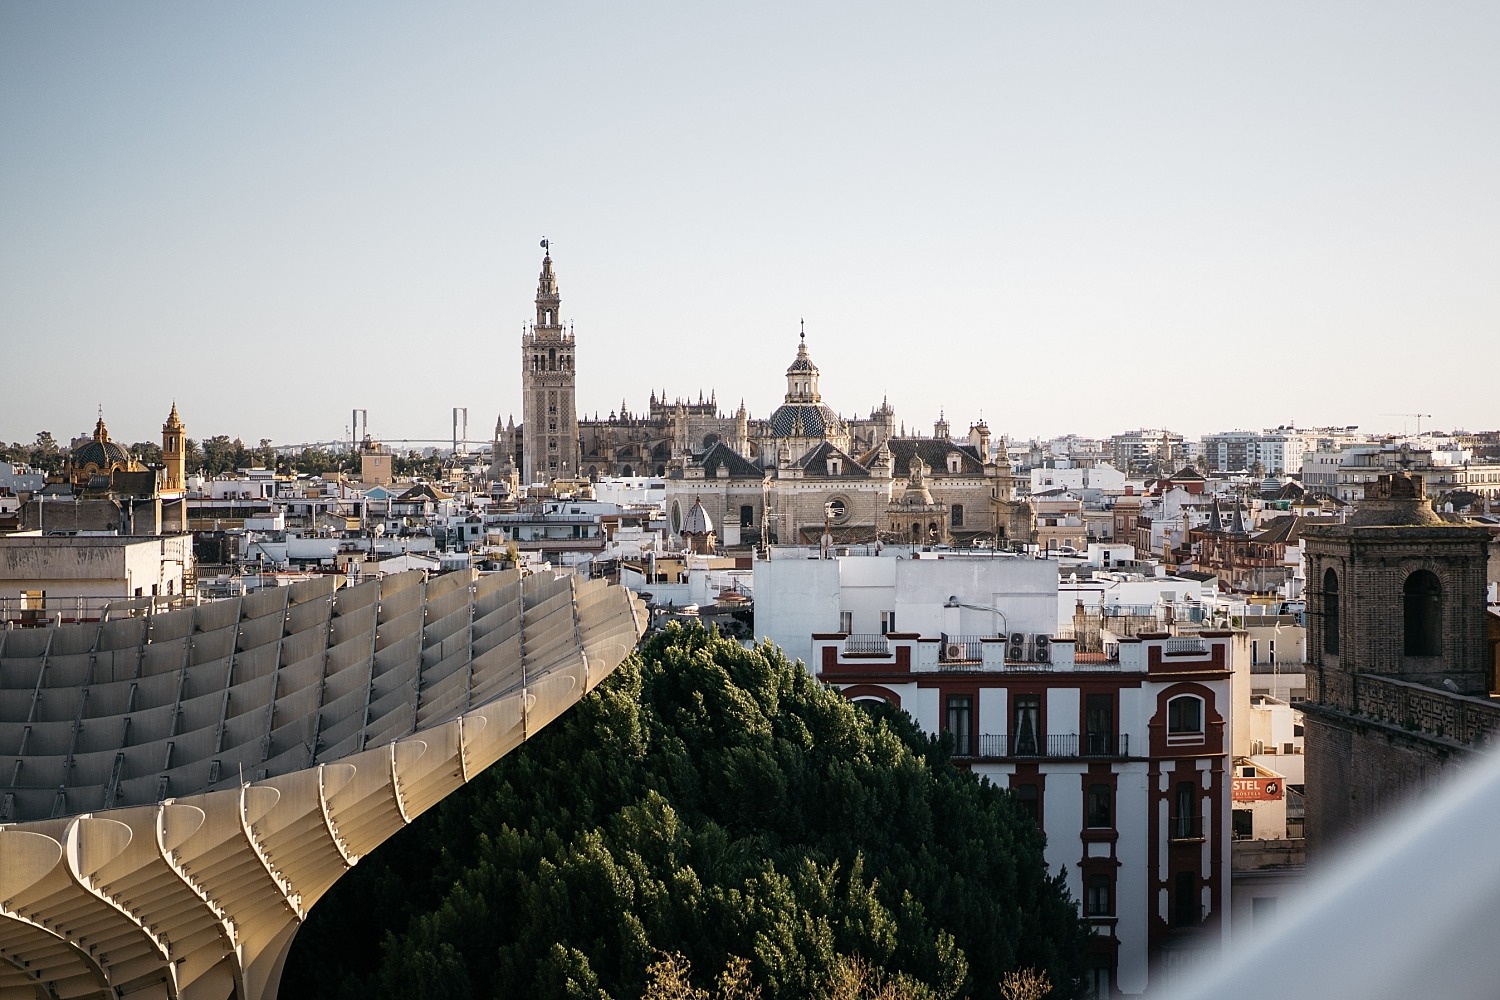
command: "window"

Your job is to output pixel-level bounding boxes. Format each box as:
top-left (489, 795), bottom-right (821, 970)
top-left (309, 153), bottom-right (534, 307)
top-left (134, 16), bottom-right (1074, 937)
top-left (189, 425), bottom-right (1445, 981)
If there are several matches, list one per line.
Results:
top-left (1086, 783), bottom-right (1112, 828)
top-left (839, 611), bottom-right (853, 633)
top-left (1233, 808), bottom-right (1253, 839)
top-left (1012, 695), bottom-right (1041, 755)
top-left (1085, 694), bottom-right (1115, 755)
top-left (1403, 570), bottom-right (1441, 656)
top-left (1014, 783), bottom-right (1040, 823)
top-left (951, 503), bottom-right (964, 527)
top-left (1322, 568), bottom-right (1339, 654)
top-left (1251, 640), bottom-right (1259, 666)
top-left (1167, 695), bottom-right (1204, 740)
top-left (1085, 875), bottom-right (1114, 917)
top-left (946, 695), bottom-right (973, 756)
top-left (1173, 780), bottom-right (1200, 839)
top-left (880, 610), bottom-right (896, 635)
top-left (740, 505), bottom-right (754, 528)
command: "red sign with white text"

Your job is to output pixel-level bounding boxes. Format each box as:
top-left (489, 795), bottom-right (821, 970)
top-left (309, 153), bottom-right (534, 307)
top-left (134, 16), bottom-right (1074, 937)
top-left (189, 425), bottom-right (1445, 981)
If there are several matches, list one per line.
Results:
top-left (1232, 776), bottom-right (1282, 801)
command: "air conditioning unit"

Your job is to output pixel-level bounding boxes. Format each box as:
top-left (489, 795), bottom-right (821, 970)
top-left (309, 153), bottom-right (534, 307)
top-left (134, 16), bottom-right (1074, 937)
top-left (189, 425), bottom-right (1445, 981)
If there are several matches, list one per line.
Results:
top-left (1033, 634), bottom-right (1051, 663)
top-left (1009, 631), bottom-right (1026, 646)
top-left (1008, 638), bottom-right (1026, 661)
top-left (944, 642), bottom-right (964, 660)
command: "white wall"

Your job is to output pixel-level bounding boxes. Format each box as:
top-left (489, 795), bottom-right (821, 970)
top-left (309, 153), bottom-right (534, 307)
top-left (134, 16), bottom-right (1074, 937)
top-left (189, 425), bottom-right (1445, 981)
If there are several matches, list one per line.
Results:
top-left (753, 554), bottom-right (841, 668)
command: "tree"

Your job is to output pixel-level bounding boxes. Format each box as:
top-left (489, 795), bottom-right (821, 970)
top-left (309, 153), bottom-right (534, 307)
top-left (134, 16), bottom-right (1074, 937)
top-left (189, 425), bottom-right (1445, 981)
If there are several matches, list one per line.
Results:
top-left (283, 624), bottom-right (1090, 1000)
top-left (998, 970), bottom-right (1052, 1000)
top-left (184, 438), bottom-right (203, 475)
top-left (29, 431), bottom-right (64, 474)
top-left (130, 441), bottom-right (163, 467)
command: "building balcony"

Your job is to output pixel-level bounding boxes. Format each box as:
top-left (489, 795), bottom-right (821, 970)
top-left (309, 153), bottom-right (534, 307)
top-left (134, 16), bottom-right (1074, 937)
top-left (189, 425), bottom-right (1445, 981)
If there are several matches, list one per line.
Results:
top-left (1168, 814), bottom-right (1205, 841)
top-left (815, 630), bottom-right (1233, 681)
top-left (950, 733), bottom-right (1130, 760)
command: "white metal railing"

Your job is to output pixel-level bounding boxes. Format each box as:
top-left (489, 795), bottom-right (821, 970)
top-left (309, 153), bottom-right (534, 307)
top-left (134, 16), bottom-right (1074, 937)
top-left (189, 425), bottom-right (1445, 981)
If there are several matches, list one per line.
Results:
top-left (1165, 637), bottom-right (1207, 654)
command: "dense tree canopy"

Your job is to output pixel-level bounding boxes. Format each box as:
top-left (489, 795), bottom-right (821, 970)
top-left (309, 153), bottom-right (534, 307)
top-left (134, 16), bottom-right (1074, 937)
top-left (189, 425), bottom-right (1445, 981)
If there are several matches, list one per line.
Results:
top-left (282, 624), bottom-right (1090, 999)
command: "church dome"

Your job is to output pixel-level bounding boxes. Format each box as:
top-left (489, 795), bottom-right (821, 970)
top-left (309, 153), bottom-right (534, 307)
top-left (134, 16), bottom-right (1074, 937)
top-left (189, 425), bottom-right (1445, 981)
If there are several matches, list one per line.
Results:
top-left (71, 417), bottom-right (133, 473)
top-left (767, 402), bottom-right (844, 439)
top-left (681, 497), bottom-right (714, 536)
top-left (786, 337), bottom-right (819, 375)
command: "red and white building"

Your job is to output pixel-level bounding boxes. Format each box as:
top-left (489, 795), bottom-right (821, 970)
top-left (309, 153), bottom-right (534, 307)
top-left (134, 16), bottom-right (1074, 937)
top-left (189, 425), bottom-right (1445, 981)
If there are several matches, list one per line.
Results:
top-left (755, 547), bottom-right (1234, 997)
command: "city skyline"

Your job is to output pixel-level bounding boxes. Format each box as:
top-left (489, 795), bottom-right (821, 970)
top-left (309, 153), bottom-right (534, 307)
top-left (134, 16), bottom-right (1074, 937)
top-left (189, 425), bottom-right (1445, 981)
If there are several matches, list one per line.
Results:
top-left (3, 3), bottom-right (1497, 447)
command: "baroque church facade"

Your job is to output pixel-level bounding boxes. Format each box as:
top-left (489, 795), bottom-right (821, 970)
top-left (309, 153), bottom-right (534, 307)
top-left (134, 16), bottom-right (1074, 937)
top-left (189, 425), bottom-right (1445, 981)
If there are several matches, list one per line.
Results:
top-left (491, 248), bottom-right (1035, 548)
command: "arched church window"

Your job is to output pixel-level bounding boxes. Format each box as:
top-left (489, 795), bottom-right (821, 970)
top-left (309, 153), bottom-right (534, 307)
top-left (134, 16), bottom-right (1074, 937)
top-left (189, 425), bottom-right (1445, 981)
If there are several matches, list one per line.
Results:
top-left (1322, 568), bottom-right (1340, 655)
top-left (1403, 570), bottom-right (1441, 656)
top-left (548, 348), bottom-right (557, 370)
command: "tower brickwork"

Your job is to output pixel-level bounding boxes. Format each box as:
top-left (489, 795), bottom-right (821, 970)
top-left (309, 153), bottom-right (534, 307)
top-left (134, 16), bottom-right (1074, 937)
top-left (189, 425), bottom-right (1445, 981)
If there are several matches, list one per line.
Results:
top-left (521, 246), bottom-right (579, 484)
top-left (162, 401), bottom-right (186, 492)
top-left (1300, 471), bottom-right (1499, 854)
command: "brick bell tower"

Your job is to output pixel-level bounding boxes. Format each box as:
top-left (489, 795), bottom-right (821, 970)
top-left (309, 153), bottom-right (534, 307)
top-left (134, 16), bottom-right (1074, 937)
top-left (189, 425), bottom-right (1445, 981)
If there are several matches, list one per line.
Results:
top-left (520, 240), bottom-right (578, 484)
top-left (161, 401), bottom-right (186, 493)
top-left (1304, 470), bottom-right (1491, 699)
top-left (1300, 468), bottom-right (1494, 852)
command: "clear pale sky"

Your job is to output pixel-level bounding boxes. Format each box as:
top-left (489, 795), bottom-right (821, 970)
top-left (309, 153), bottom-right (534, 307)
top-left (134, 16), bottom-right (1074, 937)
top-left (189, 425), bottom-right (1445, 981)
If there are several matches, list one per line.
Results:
top-left (2, 2), bottom-right (1496, 451)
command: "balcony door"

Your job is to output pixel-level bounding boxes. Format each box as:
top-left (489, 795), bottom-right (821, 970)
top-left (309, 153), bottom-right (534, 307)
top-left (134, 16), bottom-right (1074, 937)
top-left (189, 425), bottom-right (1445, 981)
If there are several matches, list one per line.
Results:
top-left (1085, 693), bottom-right (1115, 756)
top-left (945, 695), bottom-right (974, 757)
top-left (1013, 695), bottom-right (1041, 756)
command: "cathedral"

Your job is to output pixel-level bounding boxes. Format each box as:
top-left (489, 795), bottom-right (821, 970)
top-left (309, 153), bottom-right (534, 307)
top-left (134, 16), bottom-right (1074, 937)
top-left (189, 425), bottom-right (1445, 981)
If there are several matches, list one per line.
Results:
top-left (492, 247), bottom-right (1035, 548)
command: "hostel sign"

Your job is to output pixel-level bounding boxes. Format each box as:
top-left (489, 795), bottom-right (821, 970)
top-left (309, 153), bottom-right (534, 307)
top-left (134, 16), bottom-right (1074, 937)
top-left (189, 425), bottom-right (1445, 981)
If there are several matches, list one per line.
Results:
top-left (1233, 776), bottom-right (1283, 801)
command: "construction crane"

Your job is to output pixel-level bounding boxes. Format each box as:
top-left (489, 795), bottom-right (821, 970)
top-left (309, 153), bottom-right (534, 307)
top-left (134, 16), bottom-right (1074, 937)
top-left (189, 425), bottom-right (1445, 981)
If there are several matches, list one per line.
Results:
top-left (1382, 412), bottom-right (1433, 436)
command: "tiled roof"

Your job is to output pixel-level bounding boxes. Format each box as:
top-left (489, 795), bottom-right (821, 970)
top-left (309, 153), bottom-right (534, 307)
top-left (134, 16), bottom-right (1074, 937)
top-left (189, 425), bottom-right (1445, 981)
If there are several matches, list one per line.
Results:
top-left (767, 402), bottom-right (843, 438)
top-left (396, 482), bottom-right (452, 502)
top-left (794, 441), bottom-right (870, 478)
top-left (694, 441), bottom-right (764, 479)
top-left (869, 438), bottom-right (985, 475)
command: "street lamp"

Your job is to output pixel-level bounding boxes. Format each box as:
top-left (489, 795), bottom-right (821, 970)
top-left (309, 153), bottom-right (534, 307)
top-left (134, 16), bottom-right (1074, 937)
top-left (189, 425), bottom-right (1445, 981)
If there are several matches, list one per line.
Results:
top-left (944, 596), bottom-right (1008, 637)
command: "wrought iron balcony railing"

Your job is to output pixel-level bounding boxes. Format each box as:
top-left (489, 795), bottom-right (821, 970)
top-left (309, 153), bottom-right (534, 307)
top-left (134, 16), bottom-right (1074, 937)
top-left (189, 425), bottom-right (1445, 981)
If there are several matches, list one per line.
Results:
top-left (949, 733), bottom-right (1130, 760)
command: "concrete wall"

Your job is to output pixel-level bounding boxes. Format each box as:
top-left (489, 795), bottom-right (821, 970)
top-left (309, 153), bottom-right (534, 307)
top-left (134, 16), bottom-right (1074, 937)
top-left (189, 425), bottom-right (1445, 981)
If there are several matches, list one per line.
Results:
top-left (0, 535), bottom-right (192, 610)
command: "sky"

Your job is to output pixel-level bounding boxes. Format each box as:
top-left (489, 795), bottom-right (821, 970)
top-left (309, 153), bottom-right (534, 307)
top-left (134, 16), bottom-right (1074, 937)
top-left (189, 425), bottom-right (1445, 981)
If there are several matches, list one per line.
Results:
top-left (2, 2), bottom-right (1497, 452)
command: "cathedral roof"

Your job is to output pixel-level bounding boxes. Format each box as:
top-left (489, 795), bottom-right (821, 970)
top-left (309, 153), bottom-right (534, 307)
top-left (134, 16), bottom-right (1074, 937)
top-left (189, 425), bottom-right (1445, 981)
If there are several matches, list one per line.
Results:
top-left (794, 441), bottom-right (870, 477)
top-left (767, 402), bottom-right (844, 439)
top-left (861, 438), bottom-right (984, 475)
top-left (694, 441), bottom-right (762, 479)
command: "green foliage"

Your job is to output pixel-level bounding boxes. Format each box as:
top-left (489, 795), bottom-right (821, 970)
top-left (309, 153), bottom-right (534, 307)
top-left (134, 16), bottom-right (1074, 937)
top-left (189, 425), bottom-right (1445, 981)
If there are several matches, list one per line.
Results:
top-left (283, 624), bottom-right (1090, 999)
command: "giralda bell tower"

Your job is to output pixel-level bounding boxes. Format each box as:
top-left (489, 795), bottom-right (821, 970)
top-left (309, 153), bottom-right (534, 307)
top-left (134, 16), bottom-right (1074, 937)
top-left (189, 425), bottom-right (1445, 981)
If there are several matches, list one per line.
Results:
top-left (521, 239), bottom-right (578, 484)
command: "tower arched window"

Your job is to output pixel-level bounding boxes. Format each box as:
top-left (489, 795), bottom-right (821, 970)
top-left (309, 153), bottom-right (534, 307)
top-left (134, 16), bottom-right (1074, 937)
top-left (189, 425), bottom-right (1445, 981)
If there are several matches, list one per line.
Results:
top-left (1322, 568), bottom-right (1340, 655)
top-left (1403, 570), bottom-right (1441, 656)
top-left (549, 348), bottom-right (557, 370)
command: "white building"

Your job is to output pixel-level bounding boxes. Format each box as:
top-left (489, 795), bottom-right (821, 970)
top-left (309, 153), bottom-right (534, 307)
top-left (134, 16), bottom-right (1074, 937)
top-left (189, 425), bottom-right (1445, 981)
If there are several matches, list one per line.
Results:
top-left (755, 546), bottom-right (1235, 996)
top-left (0, 535), bottom-right (194, 623)
top-left (1030, 462), bottom-right (1128, 495)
